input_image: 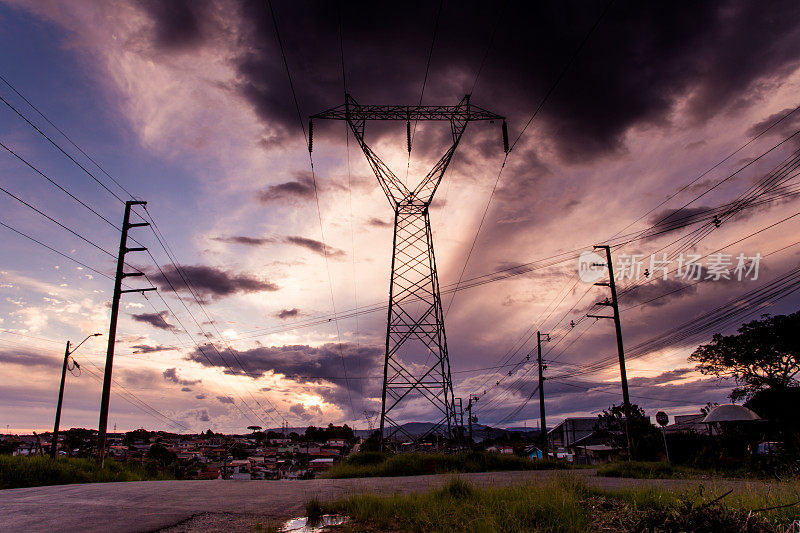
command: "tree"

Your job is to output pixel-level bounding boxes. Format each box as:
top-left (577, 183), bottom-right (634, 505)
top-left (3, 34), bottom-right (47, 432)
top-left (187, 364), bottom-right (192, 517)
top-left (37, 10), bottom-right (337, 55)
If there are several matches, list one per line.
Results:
top-left (689, 312), bottom-right (800, 401)
top-left (146, 443), bottom-right (176, 467)
top-left (595, 403), bottom-right (662, 461)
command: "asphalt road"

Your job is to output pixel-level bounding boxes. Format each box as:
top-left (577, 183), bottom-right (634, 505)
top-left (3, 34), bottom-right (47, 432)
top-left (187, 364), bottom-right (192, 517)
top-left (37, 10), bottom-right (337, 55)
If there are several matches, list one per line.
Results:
top-left (0, 469), bottom-right (768, 532)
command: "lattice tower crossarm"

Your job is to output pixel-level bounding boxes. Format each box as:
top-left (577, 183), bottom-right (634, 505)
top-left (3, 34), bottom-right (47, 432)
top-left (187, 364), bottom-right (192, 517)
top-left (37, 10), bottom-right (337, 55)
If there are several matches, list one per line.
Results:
top-left (310, 94), bottom-right (506, 446)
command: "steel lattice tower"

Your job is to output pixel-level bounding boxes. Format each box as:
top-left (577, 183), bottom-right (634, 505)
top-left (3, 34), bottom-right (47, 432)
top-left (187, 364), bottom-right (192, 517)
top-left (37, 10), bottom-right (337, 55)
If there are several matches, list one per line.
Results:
top-left (311, 94), bottom-right (506, 445)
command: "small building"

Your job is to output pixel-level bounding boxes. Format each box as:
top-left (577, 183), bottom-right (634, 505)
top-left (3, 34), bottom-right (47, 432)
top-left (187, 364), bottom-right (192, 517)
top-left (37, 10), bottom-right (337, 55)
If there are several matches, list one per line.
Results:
top-left (309, 457), bottom-right (335, 470)
top-left (664, 413), bottom-right (706, 434)
top-left (547, 418), bottom-right (597, 453)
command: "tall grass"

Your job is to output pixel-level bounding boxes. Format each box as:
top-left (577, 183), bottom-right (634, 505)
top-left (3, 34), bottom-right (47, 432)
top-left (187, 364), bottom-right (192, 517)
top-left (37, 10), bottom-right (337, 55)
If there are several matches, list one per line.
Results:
top-left (0, 455), bottom-right (170, 489)
top-left (324, 451), bottom-right (568, 479)
top-left (316, 475), bottom-right (800, 531)
top-left (321, 475), bottom-right (590, 532)
top-left (597, 460), bottom-right (706, 479)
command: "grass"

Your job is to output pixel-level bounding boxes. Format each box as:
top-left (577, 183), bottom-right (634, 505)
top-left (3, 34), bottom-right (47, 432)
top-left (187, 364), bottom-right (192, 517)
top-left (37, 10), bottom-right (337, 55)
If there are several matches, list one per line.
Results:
top-left (596, 460), bottom-right (708, 479)
top-left (324, 451), bottom-right (568, 479)
top-left (313, 475), bottom-right (800, 532)
top-left (0, 455), bottom-right (171, 489)
top-left (319, 476), bottom-right (592, 532)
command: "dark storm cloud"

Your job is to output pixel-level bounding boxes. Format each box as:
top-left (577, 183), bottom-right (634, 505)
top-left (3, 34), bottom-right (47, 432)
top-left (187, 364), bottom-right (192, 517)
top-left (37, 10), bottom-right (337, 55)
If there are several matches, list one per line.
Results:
top-left (138, 0), bottom-right (209, 51)
top-left (256, 175), bottom-right (315, 203)
top-left (187, 342), bottom-right (383, 415)
top-left (162, 367), bottom-right (201, 386)
top-left (290, 402), bottom-right (322, 421)
top-left (132, 311), bottom-right (176, 331)
top-left (276, 308), bottom-right (299, 319)
top-left (367, 217), bottom-right (391, 228)
top-left (213, 235), bottom-right (276, 246)
top-left (131, 344), bottom-right (174, 354)
top-left (621, 277), bottom-right (699, 308)
top-left (0, 350), bottom-right (57, 368)
top-left (148, 264), bottom-right (279, 300)
top-left (285, 236), bottom-right (345, 258)
top-left (138, 0), bottom-right (800, 163)
top-left (188, 342), bottom-right (381, 381)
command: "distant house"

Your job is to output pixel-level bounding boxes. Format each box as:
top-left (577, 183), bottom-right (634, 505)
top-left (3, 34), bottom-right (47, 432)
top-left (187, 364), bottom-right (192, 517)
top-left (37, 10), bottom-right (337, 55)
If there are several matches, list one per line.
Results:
top-left (309, 457), bottom-right (335, 470)
top-left (486, 445), bottom-right (514, 454)
top-left (326, 438), bottom-right (347, 447)
top-left (547, 418), bottom-right (597, 452)
top-left (664, 413), bottom-right (707, 434)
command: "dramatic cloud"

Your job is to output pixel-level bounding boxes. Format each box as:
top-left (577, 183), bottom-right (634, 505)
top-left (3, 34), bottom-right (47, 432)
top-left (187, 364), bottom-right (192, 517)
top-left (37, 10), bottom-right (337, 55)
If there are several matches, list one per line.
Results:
top-left (188, 342), bottom-right (383, 414)
top-left (138, 0), bottom-right (209, 51)
top-left (256, 175), bottom-right (315, 203)
top-left (367, 217), bottom-right (391, 228)
top-left (187, 408), bottom-right (211, 422)
top-left (212, 235), bottom-right (275, 246)
top-left (276, 308), bottom-right (299, 319)
top-left (132, 311), bottom-right (177, 331)
top-left (285, 236), bottom-right (345, 259)
top-left (148, 264), bottom-right (279, 300)
top-left (190, 342), bottom-right (379, 379)
top-left (162, 367), bottom-right (201, 386)
top-left (290, 402), bottom-right (323, 421)
top-left (133, 0), bottom-right (800, 163)
top-left (0, 349), bottom-right (57, 368)
top-left (131, 344), bottom-right (174, 354)
top-left (217, 396), bottom-right (235, 404)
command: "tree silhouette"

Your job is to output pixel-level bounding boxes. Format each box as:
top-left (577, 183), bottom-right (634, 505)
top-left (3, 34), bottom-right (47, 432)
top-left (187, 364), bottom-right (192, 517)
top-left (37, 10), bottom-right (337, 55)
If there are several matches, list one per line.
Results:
top-left (690, 312), bottom-right (800, 401)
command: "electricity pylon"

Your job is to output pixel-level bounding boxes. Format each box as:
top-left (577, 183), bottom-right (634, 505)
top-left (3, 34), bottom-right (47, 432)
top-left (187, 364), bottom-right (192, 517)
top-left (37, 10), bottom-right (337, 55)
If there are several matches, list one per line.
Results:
top-left (311, 94), bottom-right (506, 446)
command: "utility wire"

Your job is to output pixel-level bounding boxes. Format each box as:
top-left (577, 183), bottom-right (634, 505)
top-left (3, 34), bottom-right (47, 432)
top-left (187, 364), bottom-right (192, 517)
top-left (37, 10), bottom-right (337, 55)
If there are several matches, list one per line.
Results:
top-left (445, 0), bottom-right (614, 318)
top-left (267, 0), bottom-right (355, 418)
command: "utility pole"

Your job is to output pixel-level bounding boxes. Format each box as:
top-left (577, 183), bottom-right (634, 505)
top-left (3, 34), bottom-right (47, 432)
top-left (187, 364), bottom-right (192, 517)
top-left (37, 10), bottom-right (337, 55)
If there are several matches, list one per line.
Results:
top-left (587, 245), bottom-right (633, 459)
top-left (51, 334), bottom-right (101, 458)
top-left (98, 200), bottom-right (155, 465)
top-left (466, 394), bottom-right (479, 448)
top-left (312, 95), bottom-right (507, 448)
top-left (537, 331), bottom-right (550, 457)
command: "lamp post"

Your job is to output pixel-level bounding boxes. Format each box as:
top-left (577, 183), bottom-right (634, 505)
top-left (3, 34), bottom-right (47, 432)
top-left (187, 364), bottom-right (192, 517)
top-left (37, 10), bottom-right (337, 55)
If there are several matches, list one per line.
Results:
top-left (51, 333), bottom-right (101, 458)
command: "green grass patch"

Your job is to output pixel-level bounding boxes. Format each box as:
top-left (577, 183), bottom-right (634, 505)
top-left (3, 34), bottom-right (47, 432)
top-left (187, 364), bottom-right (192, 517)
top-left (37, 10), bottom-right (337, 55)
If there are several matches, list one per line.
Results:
top-left (314, 475), bottom-right (800, 531)
top-left (324, 451), bottom-right (568, 479)
top-left (320, 475), bottom-right (591, 532)
top-left (0, 455), bottom-right (171, 489)
top-left (597, 460), bottom-right (707, 479)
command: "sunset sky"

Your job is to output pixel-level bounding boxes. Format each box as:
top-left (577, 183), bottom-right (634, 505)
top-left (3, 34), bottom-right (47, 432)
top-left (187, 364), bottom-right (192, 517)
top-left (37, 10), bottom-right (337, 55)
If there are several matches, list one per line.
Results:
top-left (2, 0), bottom-right (800, 434)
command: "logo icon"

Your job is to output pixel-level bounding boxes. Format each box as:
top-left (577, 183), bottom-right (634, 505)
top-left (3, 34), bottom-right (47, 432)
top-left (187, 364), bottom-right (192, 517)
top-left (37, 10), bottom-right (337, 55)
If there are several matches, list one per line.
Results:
top-left (577, 251), bottom-right (606, 283)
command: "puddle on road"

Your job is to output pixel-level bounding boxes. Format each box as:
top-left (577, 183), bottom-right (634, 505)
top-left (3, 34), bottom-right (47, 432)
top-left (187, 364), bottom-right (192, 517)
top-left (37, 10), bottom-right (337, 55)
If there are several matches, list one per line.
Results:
top-left (280, 514), bottom-right (348, 532)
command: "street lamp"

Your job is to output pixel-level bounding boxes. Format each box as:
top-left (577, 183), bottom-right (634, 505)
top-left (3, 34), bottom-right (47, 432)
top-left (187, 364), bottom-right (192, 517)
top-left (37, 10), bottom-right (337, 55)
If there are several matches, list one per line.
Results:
top-left (50, 333), bottom-right (101, 458)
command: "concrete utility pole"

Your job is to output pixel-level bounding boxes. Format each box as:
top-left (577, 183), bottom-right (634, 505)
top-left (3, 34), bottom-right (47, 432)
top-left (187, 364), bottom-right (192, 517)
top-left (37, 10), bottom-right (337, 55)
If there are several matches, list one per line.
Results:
top-left (466, 394), bottom-right (479, 447)
top-left (98, 200), bottom-right (155, 466)
top-left (537, 331), bottom-right (550, 456)
top-left (51, 334), bottom-right (100, 458)
top-left (587, 245), bottom-right (633, 459)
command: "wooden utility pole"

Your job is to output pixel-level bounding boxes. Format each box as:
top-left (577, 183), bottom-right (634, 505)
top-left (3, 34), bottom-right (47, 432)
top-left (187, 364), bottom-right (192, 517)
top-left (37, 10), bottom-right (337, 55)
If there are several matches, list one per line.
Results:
top-left (52, 334), bottom-right (100, 458)
top-left (98, 200), bottom-right (155, 465)
top-left (587, 245), bottom-right (633, 459)
top-left (537, 331), bottom-right (550, 456)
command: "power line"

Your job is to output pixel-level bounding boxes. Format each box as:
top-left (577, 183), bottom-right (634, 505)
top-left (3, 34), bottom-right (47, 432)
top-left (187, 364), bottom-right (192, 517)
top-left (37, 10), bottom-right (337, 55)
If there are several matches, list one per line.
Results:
top-left (0, 74), bottom-right (135, 200)
top-left (0, 93), bottom-right (126, 203)
top-left (445, 0), bottom-right (614, 318)
top-left (267, 0), bottom-right (355, 418)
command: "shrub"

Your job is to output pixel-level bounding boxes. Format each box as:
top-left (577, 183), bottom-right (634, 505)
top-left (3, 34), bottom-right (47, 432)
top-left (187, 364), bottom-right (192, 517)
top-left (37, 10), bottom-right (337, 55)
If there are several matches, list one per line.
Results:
top-left (0, 455), bottom-right (169, 489)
